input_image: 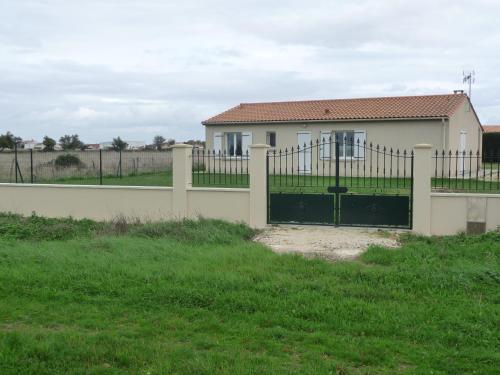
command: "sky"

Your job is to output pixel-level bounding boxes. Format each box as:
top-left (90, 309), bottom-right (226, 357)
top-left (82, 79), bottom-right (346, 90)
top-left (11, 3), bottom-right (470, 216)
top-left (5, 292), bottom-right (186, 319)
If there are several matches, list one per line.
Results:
top-left (1, 0), bottom-right (499, 144)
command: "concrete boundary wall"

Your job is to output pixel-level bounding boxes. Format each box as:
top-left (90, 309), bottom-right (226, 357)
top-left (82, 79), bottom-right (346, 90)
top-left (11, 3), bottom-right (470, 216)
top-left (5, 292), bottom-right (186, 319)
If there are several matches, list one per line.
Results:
top-left (0, 144), bottom-right (265, 227)
top-left (430, 193), bottom-right (500, 235)
top-left (0, 184), bottom-right (175, 221)
top-left (1, 143), bottom-right (499, 234)
top-left (412, 144), bottom-right (500, 235)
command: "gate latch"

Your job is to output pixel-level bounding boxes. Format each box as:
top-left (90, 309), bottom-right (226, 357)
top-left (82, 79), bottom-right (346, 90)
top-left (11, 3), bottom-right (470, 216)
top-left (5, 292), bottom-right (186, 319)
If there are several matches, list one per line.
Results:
top-left (327, 186), bottom-right (348, 194)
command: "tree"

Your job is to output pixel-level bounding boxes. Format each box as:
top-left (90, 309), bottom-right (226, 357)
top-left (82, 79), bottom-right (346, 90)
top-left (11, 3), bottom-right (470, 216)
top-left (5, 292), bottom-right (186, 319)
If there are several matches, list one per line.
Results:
top-left (166, 138), bottom-right (175, 146)
top-left (0, 132), bottom-right (16, 151)
top-left (111, 137), bottom-right (128, 151)
top-left (153, 135), bottom-right (166, 150)
top-left (59, 134), bottom-right (84, 150)
top-left (42, 136), bottom-right (56, 151)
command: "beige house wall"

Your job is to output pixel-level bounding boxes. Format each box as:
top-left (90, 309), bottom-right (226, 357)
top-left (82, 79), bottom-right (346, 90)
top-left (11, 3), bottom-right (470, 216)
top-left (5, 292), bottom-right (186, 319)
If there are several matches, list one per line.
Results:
top-left (448, 100), bottom-right (483, 153)
top-left (205, 119), bottom-right (444, 154)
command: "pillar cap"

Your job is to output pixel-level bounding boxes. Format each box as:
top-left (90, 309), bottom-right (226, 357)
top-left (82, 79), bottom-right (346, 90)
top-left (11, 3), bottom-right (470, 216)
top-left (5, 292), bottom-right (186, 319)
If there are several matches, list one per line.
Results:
top-left (414, 144), bottom-right (433, 149)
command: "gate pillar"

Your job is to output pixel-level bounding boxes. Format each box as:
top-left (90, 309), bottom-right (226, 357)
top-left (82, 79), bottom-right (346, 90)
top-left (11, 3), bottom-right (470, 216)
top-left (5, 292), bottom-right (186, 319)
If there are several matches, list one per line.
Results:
top-left (249, 144), bottom-right (270, 229)
top-left (172, 144), bottom-right (193, 219)
top-left (413, 144), bottom-right (432, 235)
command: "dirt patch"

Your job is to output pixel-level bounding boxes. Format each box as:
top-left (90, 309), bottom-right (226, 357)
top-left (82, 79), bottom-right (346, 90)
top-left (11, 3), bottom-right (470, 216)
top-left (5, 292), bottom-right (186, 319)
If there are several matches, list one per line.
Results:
top-left (254, 225), bottom-right (402, 261)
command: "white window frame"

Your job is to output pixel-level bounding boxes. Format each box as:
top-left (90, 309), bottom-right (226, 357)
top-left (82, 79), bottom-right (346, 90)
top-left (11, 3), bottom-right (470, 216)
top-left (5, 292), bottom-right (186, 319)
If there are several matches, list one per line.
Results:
top-left (320, 130), bottom-right (332, 160)
top-left (216, 131), bottom-right (251, 159)
top-left (335, 130), bottom-right (366, 160)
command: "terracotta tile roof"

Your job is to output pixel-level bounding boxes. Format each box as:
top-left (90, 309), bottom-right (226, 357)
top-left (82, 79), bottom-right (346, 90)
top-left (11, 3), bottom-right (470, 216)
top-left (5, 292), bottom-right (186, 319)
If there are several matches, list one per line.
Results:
top-left (484, 125), bottom-right (500, 133)
top-left (202, 93), bottom-right (468, 125)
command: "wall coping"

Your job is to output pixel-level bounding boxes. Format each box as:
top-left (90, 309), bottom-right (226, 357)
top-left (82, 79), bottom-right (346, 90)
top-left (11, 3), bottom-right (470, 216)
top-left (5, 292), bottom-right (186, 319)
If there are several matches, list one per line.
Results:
top-left (414, 143), bottom-right (433, 149)
top-left (187, 187), bottom-right (250, 193)
top-left (431, 192), bottom-right (500, 198)
top-left (0, 183), bottom-right (173, 191)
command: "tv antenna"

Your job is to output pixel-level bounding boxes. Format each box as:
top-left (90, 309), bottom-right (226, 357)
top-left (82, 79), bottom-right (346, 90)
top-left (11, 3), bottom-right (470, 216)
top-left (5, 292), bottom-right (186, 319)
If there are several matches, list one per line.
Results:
top-left (463, 70), bottom-right (475, 99)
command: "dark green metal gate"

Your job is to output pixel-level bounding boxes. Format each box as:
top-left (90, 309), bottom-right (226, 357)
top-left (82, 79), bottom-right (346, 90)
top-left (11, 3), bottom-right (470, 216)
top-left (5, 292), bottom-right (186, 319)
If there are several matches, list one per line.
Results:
top-left (267, 136), bottom-right (413, 229)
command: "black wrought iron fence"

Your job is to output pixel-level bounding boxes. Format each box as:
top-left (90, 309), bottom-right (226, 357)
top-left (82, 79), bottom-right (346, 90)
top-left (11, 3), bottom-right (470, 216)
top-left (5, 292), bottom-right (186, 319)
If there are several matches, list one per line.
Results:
top-left (432, 149), bottom-right (500, 192)
top-left (5, 145), bottom-right (173, 186)
top-left (191, 148), bottom-right (250, 187)
top-left (267, 137), bottom-right (413, 195)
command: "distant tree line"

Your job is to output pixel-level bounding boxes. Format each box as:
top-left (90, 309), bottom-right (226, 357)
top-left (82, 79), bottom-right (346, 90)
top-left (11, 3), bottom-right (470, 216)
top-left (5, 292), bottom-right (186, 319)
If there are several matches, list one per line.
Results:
top-left (0, 131), bottom-right (204, 152)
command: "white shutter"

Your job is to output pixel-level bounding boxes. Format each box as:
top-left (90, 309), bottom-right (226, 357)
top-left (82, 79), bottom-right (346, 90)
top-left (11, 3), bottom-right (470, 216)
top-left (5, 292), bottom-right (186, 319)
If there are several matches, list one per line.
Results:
top-left (354, 130), bottom-right (366, 159)
top-left (213, 132), bottom-right (222, 155)
top-left (242, 132), bottom-right (252, 156)
top-left (320, 131), bottom-right (331, 160)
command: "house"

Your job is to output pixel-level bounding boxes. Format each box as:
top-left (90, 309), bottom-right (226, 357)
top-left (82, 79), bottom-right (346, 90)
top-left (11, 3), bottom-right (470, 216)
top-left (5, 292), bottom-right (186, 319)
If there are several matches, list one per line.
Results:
top-left (100, 141), bottom-right (146, 151)
top-left (22, 140), bottom-right (37, 150)
top-left (483, 125), bottom-right (500, 133)
top-left (85, 143), bottom-right (101, 150)
top-left (202, 93), bottom-right (483, 157)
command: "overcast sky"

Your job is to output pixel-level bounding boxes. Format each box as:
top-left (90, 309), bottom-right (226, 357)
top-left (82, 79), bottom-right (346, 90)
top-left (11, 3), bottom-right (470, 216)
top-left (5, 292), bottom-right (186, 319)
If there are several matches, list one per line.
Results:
top-left (1, 0), bottom-right (499, 144)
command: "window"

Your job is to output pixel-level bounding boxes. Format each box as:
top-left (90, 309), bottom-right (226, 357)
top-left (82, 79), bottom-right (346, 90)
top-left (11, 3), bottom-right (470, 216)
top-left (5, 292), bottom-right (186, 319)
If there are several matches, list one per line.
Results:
top-left (266, 132), bottom-right (276, 147)
top-left (226, 132), bottom-right (243, 156)
top-left (320, 131), bottom-right (332, 159)
top-left (336, 131), bottom-right (355, 158)
top-left (335, 130), bottom-right (366, 159)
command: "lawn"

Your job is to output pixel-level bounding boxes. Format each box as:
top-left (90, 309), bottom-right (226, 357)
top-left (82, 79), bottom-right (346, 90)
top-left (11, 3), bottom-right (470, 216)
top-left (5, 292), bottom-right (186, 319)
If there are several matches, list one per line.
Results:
top-left (0, 214), bottom-right (499, 374)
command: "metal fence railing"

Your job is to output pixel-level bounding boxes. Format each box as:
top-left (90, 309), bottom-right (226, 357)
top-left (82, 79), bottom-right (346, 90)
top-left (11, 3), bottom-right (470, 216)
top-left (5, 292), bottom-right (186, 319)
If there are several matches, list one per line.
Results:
top-left (432, 150), bottom-right (500, 193)
top-left (191, 148), bottom-right (250, 187)
top-left (4, 146), bottom-right (173, 186)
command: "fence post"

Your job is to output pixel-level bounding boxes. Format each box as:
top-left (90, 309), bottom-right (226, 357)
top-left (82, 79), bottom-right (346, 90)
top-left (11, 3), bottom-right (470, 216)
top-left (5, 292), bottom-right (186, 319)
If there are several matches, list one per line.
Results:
top-left (99, 149), bottom-right (103, 185)
top-left (14, 143), bottom-right (18, 183)
top-left (172, 144), bottom-right (193, 219)
top-left (249, 144), bottom-right (270, 229)
top-left (119, 149), bottom-right (122, 179)
top-left (412, 144), bottom-right (433, 235)
top-left (30, 149), bottom-right (33, 183)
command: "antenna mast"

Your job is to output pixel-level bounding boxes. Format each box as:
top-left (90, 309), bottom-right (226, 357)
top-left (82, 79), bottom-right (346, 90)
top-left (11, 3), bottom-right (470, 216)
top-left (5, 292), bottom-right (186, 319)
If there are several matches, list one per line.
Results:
top-left (463, 70), bottom-right (475, 99)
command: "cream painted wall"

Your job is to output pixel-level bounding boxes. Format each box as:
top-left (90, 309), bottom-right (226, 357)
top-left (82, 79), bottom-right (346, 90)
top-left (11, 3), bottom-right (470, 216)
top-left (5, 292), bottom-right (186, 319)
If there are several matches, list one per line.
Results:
top-left (205, 119), bottom-right (444, 154)
top-left (187, 188), bottom-right (250, 224)
top-left (430, 193), bottom-right (500, 235)
top-left (0, 184), bottom-right (174, 221)
top-left (448, 100), bottom-right (483, 153)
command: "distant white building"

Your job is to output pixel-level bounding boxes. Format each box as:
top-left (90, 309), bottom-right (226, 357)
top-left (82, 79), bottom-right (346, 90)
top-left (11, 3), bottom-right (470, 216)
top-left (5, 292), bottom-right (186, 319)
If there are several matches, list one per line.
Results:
top-left (99, 140), bottom-right (146, 150)
top-left (23, 140), bottom-right (37, 149)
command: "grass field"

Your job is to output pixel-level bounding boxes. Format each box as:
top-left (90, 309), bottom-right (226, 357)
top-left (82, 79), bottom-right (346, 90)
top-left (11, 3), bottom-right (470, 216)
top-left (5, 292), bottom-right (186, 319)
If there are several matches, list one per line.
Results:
top-left (28, 170), bottom-right (500, 194)
top-left (0, 214), bottom-right (499, 374)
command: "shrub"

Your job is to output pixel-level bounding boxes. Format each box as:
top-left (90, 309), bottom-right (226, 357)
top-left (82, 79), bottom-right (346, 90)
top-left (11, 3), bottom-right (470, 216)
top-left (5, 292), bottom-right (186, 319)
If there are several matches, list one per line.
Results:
top-left (54, 153), bottom-right (84, 168)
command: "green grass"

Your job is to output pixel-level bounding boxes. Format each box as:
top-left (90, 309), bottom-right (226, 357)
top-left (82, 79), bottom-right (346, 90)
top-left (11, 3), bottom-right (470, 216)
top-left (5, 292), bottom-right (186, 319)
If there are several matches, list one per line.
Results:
top-left (1, 214), bottom-right (499, 374)
top-left (27, 171), bottom-right (500, 194)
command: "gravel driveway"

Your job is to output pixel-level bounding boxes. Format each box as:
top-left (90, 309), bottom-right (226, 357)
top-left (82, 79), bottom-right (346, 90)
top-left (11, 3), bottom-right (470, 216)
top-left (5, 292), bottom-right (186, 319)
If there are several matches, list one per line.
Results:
top-left (254, 225), bottom-right (402, 261)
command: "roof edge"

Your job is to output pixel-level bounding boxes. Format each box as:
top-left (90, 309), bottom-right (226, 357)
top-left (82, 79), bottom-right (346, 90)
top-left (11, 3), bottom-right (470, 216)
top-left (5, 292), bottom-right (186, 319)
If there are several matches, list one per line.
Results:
top-left (202, 116), bottom-right (449, 126)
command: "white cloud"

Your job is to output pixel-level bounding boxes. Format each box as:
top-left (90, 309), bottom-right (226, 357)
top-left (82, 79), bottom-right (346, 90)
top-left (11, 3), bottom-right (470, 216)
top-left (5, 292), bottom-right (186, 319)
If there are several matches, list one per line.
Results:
top-left (0, 0), bottom-right (499, 143)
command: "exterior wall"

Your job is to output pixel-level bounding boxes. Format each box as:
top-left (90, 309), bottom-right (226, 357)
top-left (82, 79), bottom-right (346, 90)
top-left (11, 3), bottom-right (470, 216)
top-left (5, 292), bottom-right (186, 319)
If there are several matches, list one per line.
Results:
top-left (0, 184), bottom-right (174, 221)
top-left (187, 188), bottom-right (250, 223)
top-left (448, 100), bottom-right (483, 153)
top-left (430, 193), bottom-right (500, 235)
top-left (205, 119), bottom-right (444, 153)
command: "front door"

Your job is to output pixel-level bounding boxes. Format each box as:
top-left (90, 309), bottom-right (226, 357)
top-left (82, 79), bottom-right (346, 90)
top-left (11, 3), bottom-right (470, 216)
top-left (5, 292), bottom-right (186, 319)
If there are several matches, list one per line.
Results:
top-left (297, 132), bottom-right (311, 174)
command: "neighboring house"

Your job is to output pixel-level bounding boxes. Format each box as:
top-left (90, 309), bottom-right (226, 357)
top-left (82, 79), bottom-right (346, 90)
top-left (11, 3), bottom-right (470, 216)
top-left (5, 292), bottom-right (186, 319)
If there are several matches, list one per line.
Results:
top-left (100, 141), bottom-right (146, 150)
top-left (22, 140), bottom-right (37, 150)
top-left (85, 143), bottom-right (101, 150)
top-left (483, 125), bottom-right (500, 133)
top-left (202, 93), bottom-right (483, 157)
